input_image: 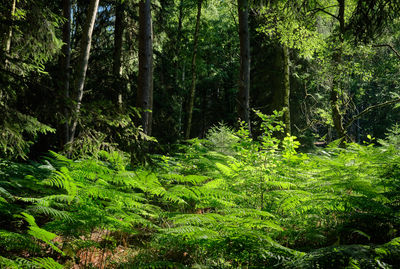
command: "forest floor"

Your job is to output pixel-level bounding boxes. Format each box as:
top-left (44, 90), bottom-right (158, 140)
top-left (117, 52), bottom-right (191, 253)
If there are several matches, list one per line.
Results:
top-left (1, 125), bottom-right (400, 268)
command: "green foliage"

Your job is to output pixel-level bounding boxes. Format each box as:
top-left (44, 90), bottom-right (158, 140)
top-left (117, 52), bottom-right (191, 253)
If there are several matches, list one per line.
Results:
top-left (206, 123), bottom-right (239, 155)
top-left (257, 1), bottom-right (324, 58)
top-left (1, 112), bottom-right (400, 267)
top-left (0, 0), bottom-right (62, 160)
top-left (30, 257), bottom-right (64, 269)
top-left (0, 111), bottom-right (55, 160)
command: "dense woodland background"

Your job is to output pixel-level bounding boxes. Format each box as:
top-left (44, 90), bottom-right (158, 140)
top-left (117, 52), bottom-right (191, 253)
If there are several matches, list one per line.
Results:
top-left (1, 0), bottom-right (400, 268)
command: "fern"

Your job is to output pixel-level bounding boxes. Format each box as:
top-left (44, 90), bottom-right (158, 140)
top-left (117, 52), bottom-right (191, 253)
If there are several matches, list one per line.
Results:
top-left (20, 212), bottom-right (64, 255)
top-left (42, 167), bottom-right (77, 202)
top-left (29, 257), bottom-right (63, 269)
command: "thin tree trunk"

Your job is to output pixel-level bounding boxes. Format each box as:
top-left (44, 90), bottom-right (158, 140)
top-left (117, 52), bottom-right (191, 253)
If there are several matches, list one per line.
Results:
top-left (176, 0), bottom-right (185, 135)
top-left (137, 0), bottom-right (153, 135)
top-left (69, 0), bottom-right (100, 143)
top-left (237, 0), bottom-right (251, 133)
top-left (282, 44), bottom-right (291, 135)
top-left (185, 0), bottom-right (203, 139)
top-left (3, 0), bottom-right (16, 66)
top-left (113, 1), bottom-right (124, 109)
top-left (59, 0), bottom-right (72, 144)
top-left (330, 0), bottom-right (346, 140)
top-left (174, 0), bottom-right (184, 83)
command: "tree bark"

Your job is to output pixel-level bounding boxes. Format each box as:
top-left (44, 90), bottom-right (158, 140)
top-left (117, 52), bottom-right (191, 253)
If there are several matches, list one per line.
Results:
top-left (69, 0), bottom-right (100, 143)
top-left (185, 0), bottom-right (203, 139)
top-left (282, 44), bottom-right (291, 135)
top-left (175, 0), bottom-right (185, 135)
top-left (59, 0), bottom-right (72, 144)
top-left (113, 1), bottom-right (125, 109)
top-left (137, 0), bottom-right (154, 135)
top-left (330, 0), bottom-right (346, 140)
top-left (237, 0), bottom-right (251, 133)
top-left (270, 43), bottom-right (290, 136)
top-left (3, 0), bottom-right (16, 66)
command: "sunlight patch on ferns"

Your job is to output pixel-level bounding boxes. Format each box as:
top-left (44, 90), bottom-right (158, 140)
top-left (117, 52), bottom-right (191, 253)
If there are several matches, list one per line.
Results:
top-left (20, 212), bottom-right (64, 255)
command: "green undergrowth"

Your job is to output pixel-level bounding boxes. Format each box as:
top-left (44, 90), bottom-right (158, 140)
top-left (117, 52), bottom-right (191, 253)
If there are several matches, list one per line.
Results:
top-left (0, 116), bottom-right (399, 268)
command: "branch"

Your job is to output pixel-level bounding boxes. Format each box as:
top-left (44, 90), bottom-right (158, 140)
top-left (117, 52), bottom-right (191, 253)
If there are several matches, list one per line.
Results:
top-left (373, 44), bottom-right (400, 60)
top-left (308, 7), bottom-right (339, 20)
top-left (345, 97), bottom-right (400, 129)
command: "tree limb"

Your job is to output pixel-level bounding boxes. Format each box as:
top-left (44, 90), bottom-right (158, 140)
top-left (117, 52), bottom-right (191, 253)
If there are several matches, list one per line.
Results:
top-left (373, 44), bottom-right (400, 59)
top-left (345, 97), bottom-right (400, 129)
top-left (308, 7), bottom-right (339, 20)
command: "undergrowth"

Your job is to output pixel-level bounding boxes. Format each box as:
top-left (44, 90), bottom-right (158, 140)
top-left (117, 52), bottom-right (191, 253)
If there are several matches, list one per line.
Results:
top-left (0, 113), bottom-right (399, 268)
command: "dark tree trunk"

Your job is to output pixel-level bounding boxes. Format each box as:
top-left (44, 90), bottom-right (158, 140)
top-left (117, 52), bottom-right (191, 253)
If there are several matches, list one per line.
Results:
top-left (330, 0), bottom-right (346, 140)
top-left (175, 0), bottom-right (185, 135)
top-left (137, 0), bottom-right (154, 135)
top-left (3, 0), bottom-right (16, 66)
top-left (282, 45), bottom-right (291, 135)
top-left (113, 1), bottom-right (125, 108)
top-left (174, 0), bottom-right (184, 81)
top-left (69, 0), bottom-right (100, 143)
top-left (237, 0), bottom-right (251, 133)
top-left (59, 0), bottom-right (72, 144)
top-left (185, 0), bottom-right (203, 139)
top-left (270, 43), bottom-right (290, 136)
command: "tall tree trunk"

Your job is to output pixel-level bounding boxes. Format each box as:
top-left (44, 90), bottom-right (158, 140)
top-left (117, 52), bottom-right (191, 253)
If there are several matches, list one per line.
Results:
top-left (282, 44), bottom-right (291, 135)
top-left (174, 0), bottom-right (184, 83)
top-left (330, 0), bottom-right (346, 140)
top-left (237, 0), bottom-right (251, 132)
top-left (270, 43), bottom-right (290, 136)
top-left (185, 0), bottom-right (203, 139)
top-left (59, 0), bottom-right (72, 144)
top-left (137, 0), bottom-right (153, 135)
top-left (175, 0), bottom-right (185, 135)
top-left (113, 1), bottom-right (124, 109)
top-left (3, 0), bottom-right (16, 66)
top-left (69, 0), bottom-right (100, 143)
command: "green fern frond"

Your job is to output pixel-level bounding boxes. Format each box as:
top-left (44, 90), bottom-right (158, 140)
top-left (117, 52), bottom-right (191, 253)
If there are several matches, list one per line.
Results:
top-left (166, 185), bottom-right (199, 201)
top-left (42, 167), bottom-right (77, 201)
top-left (219, 207), bottom-right (275, 219)
top-left (200, 178), bottom-right (227, 189)
top-left (163, 225), bottom-right (220, 240)
top-left (215, 162), bottom-right (237, 177)
top-left (27, 205), bottom-right (73, 222)
top-left (0, 256), bottom-right (20, 269)
top-left (0, 186), bottom-right (14, 202)
top-left (29, 257), bottom-right (63, 269)
top-left (264, 180), bottom-right (297, 190)
top-left (47, 150), bottom-right (72, 168)
top-left (20, 212), bottom-right (64, 255)
top-left (0, 230), bottom-right (37, 252)
top-left (160, 173), bottom-right (209, 185)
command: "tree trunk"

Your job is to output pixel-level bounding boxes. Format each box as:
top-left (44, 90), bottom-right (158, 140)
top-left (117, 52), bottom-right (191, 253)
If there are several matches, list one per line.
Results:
top-left (330, 0), bottom-right (346, 140)
top-left (113, 1), bottom-right (124, 109)
top-left (282, 44), bottom-right (291, 135)
top-left (3, 0), bottom-right (16, 66)
top-left (185, 0), bottom-right (203, 139)
top-left (69, 0), bottom-right (99, 143)
top-left (137, 0), bottom-right (153, 135)
top-left (175, 0), bottom-right (185, 135)
top-left (237, 0), bottom-right (251, 133)
top-left (270, 43), bottom-right (290, 136)
top-left (174, 0), bottom-right (184, 82)
top-left (59, 0), bottom-right (72, 144)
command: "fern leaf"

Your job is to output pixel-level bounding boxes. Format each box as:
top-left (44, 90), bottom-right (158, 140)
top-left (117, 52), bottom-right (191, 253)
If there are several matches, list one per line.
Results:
top-left (29, 257), bottom-right (63, 269)
top-left (20, 212), bottom-right (64, 255)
